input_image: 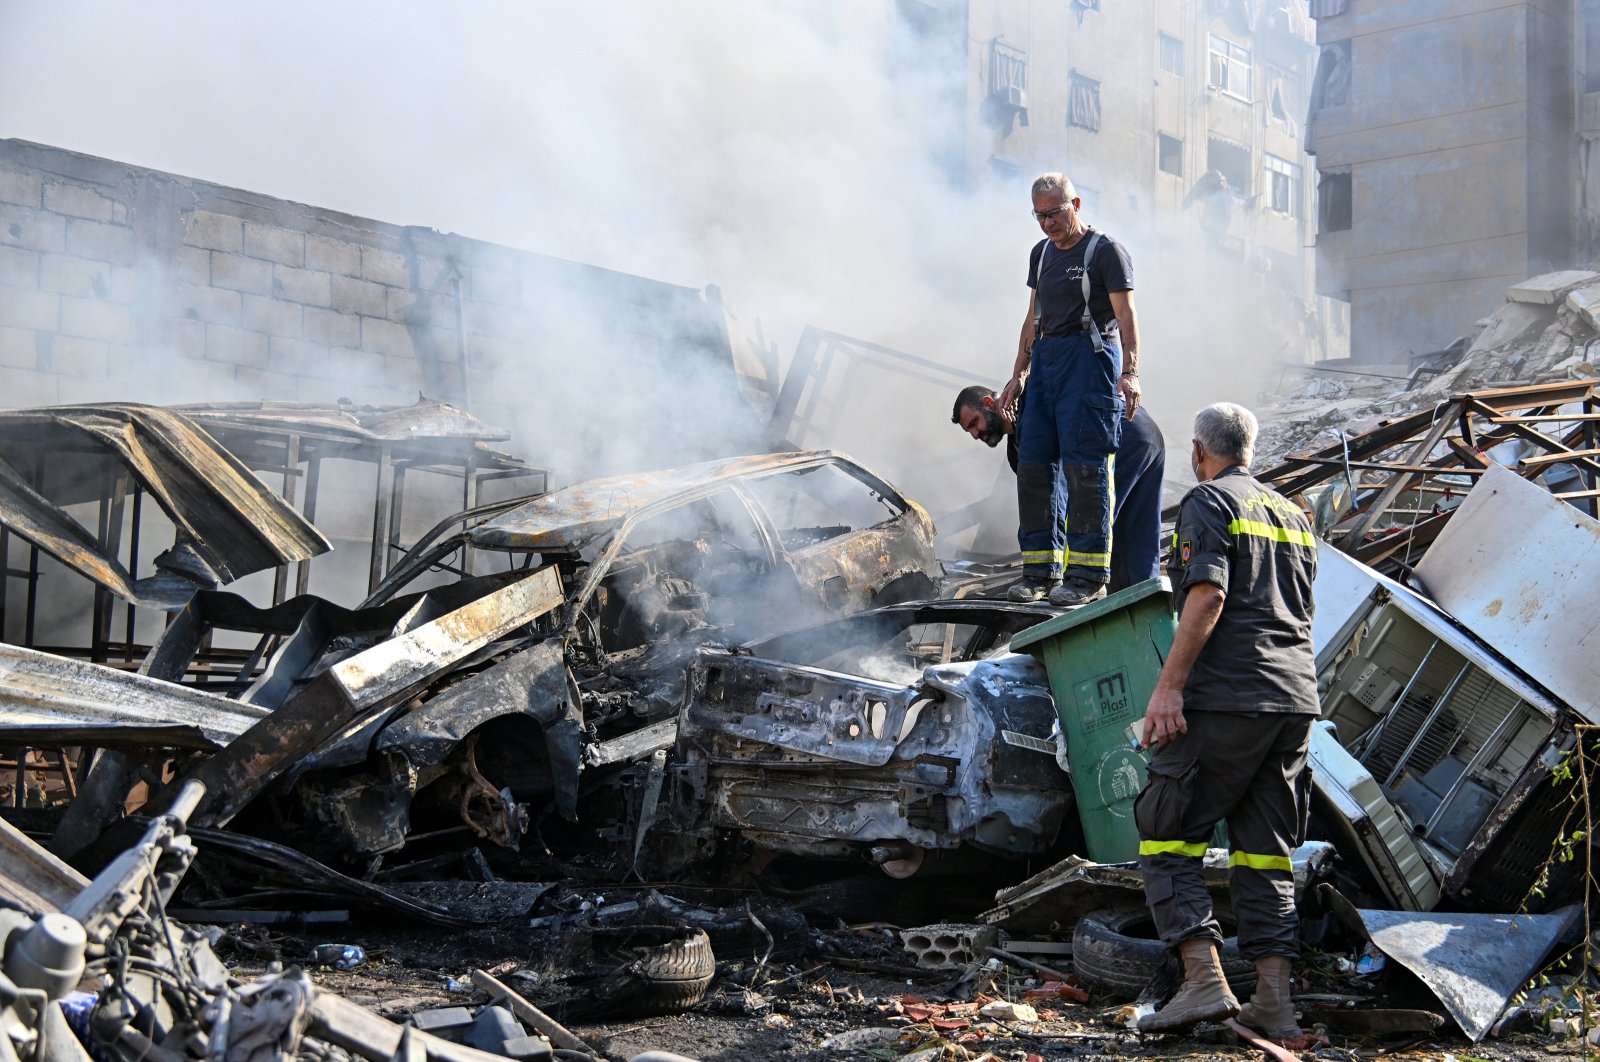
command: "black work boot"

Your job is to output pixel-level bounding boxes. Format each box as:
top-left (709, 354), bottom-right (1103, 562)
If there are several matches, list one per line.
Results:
top-left (1138, 938), bottom-right (1242, 1034)
top-left (1047, 576), bottom-right (1107, 607)
top-left (1006, 576), bottom-right (1057, 602)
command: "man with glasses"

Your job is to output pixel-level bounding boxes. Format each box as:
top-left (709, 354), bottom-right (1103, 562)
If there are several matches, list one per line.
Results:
top-left (998, 173), bottom-right (1142, 606)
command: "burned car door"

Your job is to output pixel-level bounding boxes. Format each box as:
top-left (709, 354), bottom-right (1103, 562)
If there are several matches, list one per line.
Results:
top-left (734, 458), bottom-right (936, 622)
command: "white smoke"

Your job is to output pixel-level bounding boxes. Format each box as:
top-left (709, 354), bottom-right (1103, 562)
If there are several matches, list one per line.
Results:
top-left (0, 0), bottom-right (1304, 552)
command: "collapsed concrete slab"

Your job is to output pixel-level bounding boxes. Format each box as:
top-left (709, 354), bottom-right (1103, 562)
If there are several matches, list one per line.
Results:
top-left (1505, 270), bottom-right (1600, 305)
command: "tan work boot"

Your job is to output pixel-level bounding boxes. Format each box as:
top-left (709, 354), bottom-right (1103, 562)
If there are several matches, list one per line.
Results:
top-left (1237, 955), bottom-right (1302, 1039)
top-left (1138, 938), bottom-right (1241, 1034)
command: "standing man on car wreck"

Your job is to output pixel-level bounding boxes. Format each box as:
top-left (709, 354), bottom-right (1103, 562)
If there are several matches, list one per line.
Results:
top-left (1135, 402), bottom-right (1318, 1041)
top-left (1000, 173), bottom-right (1142, 607)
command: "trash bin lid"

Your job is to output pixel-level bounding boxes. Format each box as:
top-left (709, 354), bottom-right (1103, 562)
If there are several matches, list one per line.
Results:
top-left (1009, 576), bottom-right (1172, 655)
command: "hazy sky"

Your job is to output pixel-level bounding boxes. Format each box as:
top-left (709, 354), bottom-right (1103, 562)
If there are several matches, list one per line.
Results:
top-left (0, 1), bottom-right (1030, 356)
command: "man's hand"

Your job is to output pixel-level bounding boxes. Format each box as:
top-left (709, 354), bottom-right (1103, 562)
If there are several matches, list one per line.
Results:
top-left (999, 376), bottom-right (1023, 427)
top-left (1118, 373), bottom-right (1142, 420)
top-left (1142, 685), bottom-right (1188, 747)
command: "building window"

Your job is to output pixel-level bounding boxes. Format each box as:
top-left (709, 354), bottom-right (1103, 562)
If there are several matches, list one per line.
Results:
top-left (1158, 133), bottom-right (1184, 176)
top-left (1068, 72), bottom-right (1102, 132)
top-left (1208, 35), bottom-right (1253, 101)
top-left (1319, 170), bottom-right (1352, 232)
top-left (1159, 33), bottom-right (1184, 77)
top-left (1206, 136), bottom-right (1251, 195)
top-left (1264, 154), bottom-right (1301, 215)
top-left (1310, 40), bottom-right (1351, 110)
top-left (989, 38), bottom-right (1029, 111)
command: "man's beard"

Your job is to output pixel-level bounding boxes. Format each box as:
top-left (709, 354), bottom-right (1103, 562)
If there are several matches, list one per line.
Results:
top-left (978, 408), bottom-right (1005, 447)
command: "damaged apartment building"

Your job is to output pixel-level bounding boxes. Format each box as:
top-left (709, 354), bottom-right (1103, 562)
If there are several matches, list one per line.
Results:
top-left (897, 0), bottom-right (1347, 362)
top-left (1307, 0), bottom-right (1600, 365)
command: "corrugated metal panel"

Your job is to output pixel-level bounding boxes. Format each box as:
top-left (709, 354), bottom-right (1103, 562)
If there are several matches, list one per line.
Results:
top-left (0, 642), bottom-right (269, 748)
top-left (0, 404), bottom-right (331, 603)
top-left (1415, 464), bottom-right (1600, 723)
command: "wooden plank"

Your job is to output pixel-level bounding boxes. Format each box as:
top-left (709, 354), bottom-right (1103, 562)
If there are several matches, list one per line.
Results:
top-left (1488, 412), bottom-right (1600, 424)
top-left (1342, 405), bottom-right (1458, 545)
top-left (1518, 447), bottom-right (1600, 467)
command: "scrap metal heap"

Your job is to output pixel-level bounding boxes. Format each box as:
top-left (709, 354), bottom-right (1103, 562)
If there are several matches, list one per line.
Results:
top-left (1253, 379), bottom-right (1600, 577)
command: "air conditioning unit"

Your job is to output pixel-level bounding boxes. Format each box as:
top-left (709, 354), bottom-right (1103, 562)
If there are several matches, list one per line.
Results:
top-left (994, 85), bottom-right (1027, 110)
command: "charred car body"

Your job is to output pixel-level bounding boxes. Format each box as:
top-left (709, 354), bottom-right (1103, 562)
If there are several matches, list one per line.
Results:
top-left (134, 451), bottom-right (938, 873)
top-left (664, 600), bottom-right (1076, 878)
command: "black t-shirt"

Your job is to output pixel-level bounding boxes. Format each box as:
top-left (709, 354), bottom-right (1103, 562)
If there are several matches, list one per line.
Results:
top-left (1026, 229), bottom-right (1134, 339)
top-left (1167, 465), bottom-right (1319, 714)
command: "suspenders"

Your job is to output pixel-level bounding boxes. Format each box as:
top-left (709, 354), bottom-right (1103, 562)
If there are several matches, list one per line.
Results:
top-left (1033, 231), bottom-right (1106, 356)
top-left (1080, 231), bottom-right (1105, 356)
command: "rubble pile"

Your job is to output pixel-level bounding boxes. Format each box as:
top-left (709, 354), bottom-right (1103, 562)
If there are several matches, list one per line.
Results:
top-left (2, 381), bottom-right (1600, 1061)
top-left (1256, 269), bottom-right (1600, 471)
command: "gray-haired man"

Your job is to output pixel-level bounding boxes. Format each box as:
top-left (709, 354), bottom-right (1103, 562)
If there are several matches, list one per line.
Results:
top-left (1134, 403), bottom-right (1318, 1040)
top-left (998, 172), bottom-right (1143, 606)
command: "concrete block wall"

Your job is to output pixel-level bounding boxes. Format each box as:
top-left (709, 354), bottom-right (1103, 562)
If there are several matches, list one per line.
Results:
top-left (0, 139), bottom-right (756, 480)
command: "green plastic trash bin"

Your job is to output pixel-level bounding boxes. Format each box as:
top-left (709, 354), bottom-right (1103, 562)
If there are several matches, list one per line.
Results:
top-left (1010, 577), bottom-right (1176, 863)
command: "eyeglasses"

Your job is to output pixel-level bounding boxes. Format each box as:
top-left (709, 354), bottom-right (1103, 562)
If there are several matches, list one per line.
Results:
top-left (1032, 205), bottom-right (1071, 222)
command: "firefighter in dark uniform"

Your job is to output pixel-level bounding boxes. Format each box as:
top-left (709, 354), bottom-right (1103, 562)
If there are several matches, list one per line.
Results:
top-left (1135, 402), bottom-right (1318, 1039)
top-left (950, 383), bottom-right (1166, 594)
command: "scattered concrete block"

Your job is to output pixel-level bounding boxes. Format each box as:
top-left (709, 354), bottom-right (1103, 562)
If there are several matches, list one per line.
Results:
top-left (979, 1000), bottom-right (1038, 1022)
top-left (464, 1005), bottom-right (526, 1053)
top-left (901, 923), bottom-right (999, 969)
top-left (1566, 282), bottom-right (1600, 332)
top-left (1506, 270), bottom-right (1600, 305)
top-left (407, 1006), bottom-right (474, 1034)
top-left (499, 1034), bottom-right (553, 1060)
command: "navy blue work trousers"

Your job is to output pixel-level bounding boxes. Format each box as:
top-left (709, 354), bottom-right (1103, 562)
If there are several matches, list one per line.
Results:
top-left (1015, 333), bottom-right (1124, 584)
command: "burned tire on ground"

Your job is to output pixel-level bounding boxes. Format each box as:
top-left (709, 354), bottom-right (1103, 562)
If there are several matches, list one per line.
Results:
top-left (574, 926), bottom-right (716, 1018)
top-left (1071, 906), bottom-right (1256, 1000)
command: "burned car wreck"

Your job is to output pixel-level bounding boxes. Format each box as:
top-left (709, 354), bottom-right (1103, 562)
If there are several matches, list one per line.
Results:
top-left (125, 450), bottom-right (939, 876)
top-left (664, 599), bottom-right (1074, 878)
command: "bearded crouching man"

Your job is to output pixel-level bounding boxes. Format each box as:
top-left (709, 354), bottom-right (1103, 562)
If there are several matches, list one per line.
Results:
top-left (1134, 402), bottom-right (1318, 1040)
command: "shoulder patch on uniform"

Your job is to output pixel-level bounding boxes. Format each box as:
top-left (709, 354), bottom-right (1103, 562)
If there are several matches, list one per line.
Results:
top-left (1180, 539), bottom-right (1192, 563)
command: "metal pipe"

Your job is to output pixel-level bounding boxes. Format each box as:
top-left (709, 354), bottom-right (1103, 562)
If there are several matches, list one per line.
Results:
top-left (124, 487), bottom-right (142, 663)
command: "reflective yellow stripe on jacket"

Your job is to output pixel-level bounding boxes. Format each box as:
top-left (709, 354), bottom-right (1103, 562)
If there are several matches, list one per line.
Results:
top-left (1229, 851), bottom-right (1293, 872)
top-left (1139, 840), bottom-right (1208, 858)
top-left (1227, 518), bottom-right (1317, 549)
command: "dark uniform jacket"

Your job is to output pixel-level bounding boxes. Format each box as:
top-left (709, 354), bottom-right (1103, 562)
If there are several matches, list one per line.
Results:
top-left (1167, 465), bottom-right (1318, 714)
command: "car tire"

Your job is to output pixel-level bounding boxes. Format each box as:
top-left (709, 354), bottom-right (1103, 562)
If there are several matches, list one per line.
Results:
top-left (1071, 906), bottom-right (1256, 1000)
top-left (628, 926), bottom-right (716, 1013)
top-left (567, 925), bottom-right (717, 1019)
